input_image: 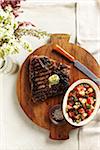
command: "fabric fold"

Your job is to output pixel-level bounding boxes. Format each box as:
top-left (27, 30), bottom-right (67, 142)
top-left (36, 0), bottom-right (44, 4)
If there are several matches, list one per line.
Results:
top-left (77, 2), bottom-right (100, 64)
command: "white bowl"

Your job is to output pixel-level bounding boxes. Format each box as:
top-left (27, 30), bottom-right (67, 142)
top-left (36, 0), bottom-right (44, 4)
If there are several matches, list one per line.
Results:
top-left (63, 79), bottom-right (100, 126)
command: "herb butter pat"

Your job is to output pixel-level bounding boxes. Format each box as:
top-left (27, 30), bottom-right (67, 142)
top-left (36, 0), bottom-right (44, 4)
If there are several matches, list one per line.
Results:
top-left (48, 74), bottom-right (60, 85)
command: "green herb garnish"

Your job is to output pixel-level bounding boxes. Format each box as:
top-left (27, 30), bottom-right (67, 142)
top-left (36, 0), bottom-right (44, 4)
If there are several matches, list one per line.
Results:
top-left (74, 97), bottom-right (78, 102)
top-left (86, 104), bottom-right (91, 109)
top-left (49, 74), bottom-right (60, 86)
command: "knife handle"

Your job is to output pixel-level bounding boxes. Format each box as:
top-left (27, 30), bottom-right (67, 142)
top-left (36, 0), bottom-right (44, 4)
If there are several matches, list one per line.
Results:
top-left (53, 44), bottom-right (75, 62)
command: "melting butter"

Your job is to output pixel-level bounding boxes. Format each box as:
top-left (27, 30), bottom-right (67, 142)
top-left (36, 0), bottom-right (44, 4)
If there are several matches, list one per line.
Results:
top-left (48, 74), bottom-right (60, 86)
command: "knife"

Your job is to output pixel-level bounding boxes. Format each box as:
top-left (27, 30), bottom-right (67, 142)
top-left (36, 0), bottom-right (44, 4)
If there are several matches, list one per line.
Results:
top-left (53, 44), bottom-right (100, 86)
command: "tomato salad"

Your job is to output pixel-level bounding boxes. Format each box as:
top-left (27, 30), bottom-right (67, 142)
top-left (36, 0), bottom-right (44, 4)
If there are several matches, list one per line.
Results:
top-left (66, 83), bottom-right (96, 123)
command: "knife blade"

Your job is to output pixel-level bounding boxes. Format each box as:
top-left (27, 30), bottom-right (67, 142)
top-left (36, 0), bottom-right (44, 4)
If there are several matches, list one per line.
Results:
top-left (74, 60), bottom-right (100, 85)
top-left (53, 44), bottom-right (100, 86)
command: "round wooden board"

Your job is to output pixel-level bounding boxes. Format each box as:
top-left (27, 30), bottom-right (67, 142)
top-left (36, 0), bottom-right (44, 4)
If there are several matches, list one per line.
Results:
top-left (17, 34), bottom-right (100, 140)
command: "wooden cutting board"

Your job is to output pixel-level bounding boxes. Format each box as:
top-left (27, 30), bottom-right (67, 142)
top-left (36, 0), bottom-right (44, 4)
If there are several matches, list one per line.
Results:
top-left (17, 34), bottom-right (100, 140)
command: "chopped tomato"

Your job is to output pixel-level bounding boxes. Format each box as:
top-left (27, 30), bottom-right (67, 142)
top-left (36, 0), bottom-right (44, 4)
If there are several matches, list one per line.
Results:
top-left (68, 102), bottom-right (73, 106)
top-left (67, 105), bottom-right (73, 109)
top-left (89, 93), bottom-right (94, 97)
top-left (69, 92), bottom-right (74, 97)
top-left (78, 108), bottom-right (85, 114)
top-left (68, 111), bottom-right (75, 118)
top-left (77, 85), bottom-right (84, 91)
top-left (87, 97), bottom-right (94, 105)
top-left (68, 98), bottom-right (74, 106)
top-left (87, 110), bottom-right (93, 116)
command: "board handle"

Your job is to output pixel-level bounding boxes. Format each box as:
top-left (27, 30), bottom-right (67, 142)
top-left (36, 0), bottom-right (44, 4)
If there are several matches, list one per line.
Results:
top-left (49, 124), bottom-right (72, 140)
top-left (49, 128), bottom-right (69, 140)
top-left (50, 34), bottom-right (70, 44)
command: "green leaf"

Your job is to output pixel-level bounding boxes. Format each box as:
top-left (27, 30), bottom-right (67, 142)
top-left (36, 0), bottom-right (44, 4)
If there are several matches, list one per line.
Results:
top-left (86, 104), bottom-right (91, 109)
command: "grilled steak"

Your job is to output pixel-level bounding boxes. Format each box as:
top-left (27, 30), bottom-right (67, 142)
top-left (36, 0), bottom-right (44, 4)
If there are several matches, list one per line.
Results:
top-left (29, 55), bottom-right (70, 103)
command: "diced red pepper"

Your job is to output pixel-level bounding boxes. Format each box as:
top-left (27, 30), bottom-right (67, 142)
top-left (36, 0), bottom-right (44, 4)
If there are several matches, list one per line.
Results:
top-left (87, 110), bottom-right (92, 116)
top-left (87, 97), bottom-right (94, 105)
top-left (87, 108), bottom-right (94, 116)
top-left (89, 93), bottom-right (94, 97)
top-left (78, 108), bottom-right (85, 114)
top-left (87, 98), bottom-right (91, 104)
top-left (74, 86), bottom-right (78, 91)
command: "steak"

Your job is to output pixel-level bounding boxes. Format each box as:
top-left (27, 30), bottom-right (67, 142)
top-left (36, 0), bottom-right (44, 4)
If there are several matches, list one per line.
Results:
top-left (29, 55), bottom-right (70, 103)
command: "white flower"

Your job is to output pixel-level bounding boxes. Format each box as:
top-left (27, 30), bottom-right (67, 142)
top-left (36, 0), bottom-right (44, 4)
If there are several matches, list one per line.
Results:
top-left (0, 9), bottom-right (6, 18)
top-left (0, 6), bottom-right (48, 59)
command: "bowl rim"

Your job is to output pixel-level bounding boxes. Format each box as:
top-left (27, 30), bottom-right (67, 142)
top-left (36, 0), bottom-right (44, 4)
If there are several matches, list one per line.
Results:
top-left (62, 79), bottom-right (100, 127)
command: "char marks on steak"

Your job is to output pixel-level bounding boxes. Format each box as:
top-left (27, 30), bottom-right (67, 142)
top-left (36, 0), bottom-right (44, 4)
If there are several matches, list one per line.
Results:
top-left (29, 55), bottom-right (70, 103)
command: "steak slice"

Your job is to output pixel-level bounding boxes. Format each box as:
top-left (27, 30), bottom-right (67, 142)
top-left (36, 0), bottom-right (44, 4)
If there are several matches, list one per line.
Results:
top-left (29, 55), bottom-right (70, 103)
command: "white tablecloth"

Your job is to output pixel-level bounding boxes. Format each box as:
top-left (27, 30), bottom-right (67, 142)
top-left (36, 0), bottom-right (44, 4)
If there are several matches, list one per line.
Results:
top-left (0, 2), bottom-right (78, 150)
top-left (77, 1), bottom-right (100, 64)
top-left (77, 2), bottom-right (100, 150)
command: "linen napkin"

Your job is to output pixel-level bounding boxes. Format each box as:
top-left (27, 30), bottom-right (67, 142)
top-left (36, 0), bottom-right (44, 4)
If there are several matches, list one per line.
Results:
top-left (78, 110), bottom-right (100, 150)
top-left (77, 2), bottom-right (100, 150)
top-left (77, 1), bottom-right (100, 64)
